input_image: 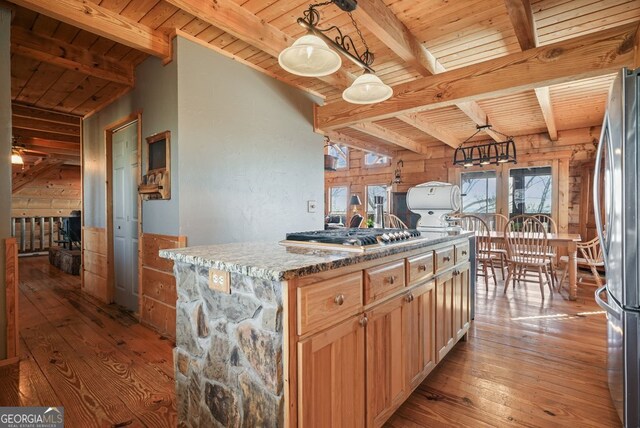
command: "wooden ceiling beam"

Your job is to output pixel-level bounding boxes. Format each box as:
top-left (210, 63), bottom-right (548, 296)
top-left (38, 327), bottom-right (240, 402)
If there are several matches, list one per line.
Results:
top-left (20, 137), bottom-right (79, 151)
top-left (12, 116), bottom-right (80, 137)
top-left (355, 0), bottom-right (438, 77)
top-left (635, 23), bottom-right (640, 68)
top-left (12, 127), bottom-right (80, 144)
top-left (353, 0), bottom-right (508, 144)
top-left (12, 159), bottom-right (65, 193)
top-left (396, 114), bottom-right (460, 148)
top-left (12, 103), bottom-right (81, 125)
top-left (315, 24), bottom-right (636, 131)
top-left (326, 130), bottom-right (395, 158)
top-left (352, 123), bottom-right (429, 155)
top-left (11, 27), bottom-right (134, 86)
top-left (504, 0), bottom-right (537, 51)
top-left (534, 86), bottom-right (558, 141)
top-left (503, 0), bottom-right (558, 142)
top-left (8, 0), bottom-right (170, 58)
top-left (164, 0), bottom-right (353, 89)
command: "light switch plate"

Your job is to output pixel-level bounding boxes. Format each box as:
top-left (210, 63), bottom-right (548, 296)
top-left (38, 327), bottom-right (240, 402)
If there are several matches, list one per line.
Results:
top-left (208, 268), bottom-right (230, 293)
top-left (307, 200), bottom-right (317, 213)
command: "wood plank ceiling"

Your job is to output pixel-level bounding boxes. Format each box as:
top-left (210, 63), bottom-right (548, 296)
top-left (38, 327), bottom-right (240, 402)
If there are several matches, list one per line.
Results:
top-left (6, 0), bottom-right (640, 157)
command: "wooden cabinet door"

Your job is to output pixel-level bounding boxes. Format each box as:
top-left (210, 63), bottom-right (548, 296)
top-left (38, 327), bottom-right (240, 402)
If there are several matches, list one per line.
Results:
top-left (404, 281), bottom-right (436, 390)
top-left (298, 314), bottom-right (366, 428)
top-left (435, 270), bottom-right (454, 362)
top-left (366, 294), bottom-right (408, 428)
top-left (453, 264), bottom-right (471, 341)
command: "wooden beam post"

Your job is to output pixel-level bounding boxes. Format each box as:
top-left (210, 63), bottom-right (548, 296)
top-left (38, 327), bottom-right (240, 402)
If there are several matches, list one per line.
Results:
top-left (11, 27), bottom-right (134, 86)
top-left (397, 114), bottom-right (460, 148)
top-left (8, 0), bottom-right (170, 58)
top-left (315, 24), bottom-right (637, 131)
top-left (504, 0), bottom-right (537, 51)
top-left (534, 87), bottom-right (558, 141)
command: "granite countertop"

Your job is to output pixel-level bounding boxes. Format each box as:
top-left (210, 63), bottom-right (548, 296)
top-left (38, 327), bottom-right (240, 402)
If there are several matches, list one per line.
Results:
top-left (160, 231), bottom-right (473, 281)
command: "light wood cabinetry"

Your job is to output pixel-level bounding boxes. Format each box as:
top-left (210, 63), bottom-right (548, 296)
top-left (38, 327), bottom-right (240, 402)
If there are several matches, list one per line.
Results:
top-left (297, 271), bottom-right (363, 335)
top-left (364, 259), bottom-right (406, 304)
top-left (435, 269), bottom-right (455, 362)
top-left (294, 238), bottom-right (472, 428)
top-left (453, 264), bottom-right (471, 341)
top-left (297, 313), bottom-right (367, 428)
top-left (405, 281), bottom-right (436, 390)
top-left (366, 293), bottom-right (408, 427)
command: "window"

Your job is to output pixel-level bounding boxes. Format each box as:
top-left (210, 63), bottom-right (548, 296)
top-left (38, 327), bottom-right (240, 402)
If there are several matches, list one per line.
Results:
top-left (327, 144), bottom-right (349, 169)
top-left (329, 186), bottom-right (347, 214)
top-left (509, 167), bottom-right (552, 216)
top-left (364, 152), bottom-right (389, 166)
top-left (366, 185), bottom-right (388, 214)
top-left (461, 171), bottom-right (497, 213)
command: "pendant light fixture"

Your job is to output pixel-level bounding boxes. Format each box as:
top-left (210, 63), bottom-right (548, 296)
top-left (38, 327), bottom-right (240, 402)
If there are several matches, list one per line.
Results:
top-left (11, 137), bottom-right (24, 166)
top-left (453, 124), bottom-right (517, 168)
top-left (278, 0), bottom-right (392, 104)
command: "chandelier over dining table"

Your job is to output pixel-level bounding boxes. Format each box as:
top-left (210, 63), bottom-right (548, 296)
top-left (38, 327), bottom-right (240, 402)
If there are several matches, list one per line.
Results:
top-left (278, 0), bottom-right (393, 104)
top-left (453, 124), bottom-right (517, 167)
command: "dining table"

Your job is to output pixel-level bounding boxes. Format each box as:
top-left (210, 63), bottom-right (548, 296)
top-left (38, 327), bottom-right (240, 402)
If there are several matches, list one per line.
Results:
top-left (485, 231), bottom-right (582, 300)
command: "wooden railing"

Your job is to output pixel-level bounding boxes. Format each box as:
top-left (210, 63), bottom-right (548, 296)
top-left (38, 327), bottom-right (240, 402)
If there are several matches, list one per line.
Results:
top-left (11, 216), bottom-right (65, 254)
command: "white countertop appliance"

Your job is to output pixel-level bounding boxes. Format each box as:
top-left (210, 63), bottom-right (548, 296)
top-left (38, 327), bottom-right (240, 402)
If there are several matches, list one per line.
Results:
top-left (406, 181), bottom-right (461, 232)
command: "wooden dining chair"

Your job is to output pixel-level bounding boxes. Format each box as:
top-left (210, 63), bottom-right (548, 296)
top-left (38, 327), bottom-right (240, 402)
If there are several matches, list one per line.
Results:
top-left (385, 213), bottom-right (408, 229)
top-left (558, 236), bottom-right (605, 288)
top-left (488, 213), bottom-right (509, 278)
top-left (459, 215), bottom-right (499, 289)
top-left (503, 215), bottom-right (554, 299)
top-left (525, 214), bottom-right (559, 289)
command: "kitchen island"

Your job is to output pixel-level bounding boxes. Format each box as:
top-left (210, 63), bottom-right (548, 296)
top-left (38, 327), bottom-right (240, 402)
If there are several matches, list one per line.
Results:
top-left (160, 231), bottom-right (473, 427)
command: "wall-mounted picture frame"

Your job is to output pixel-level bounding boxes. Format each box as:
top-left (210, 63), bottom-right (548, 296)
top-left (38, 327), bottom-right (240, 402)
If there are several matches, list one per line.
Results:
top-left (139, 130), bottom-right (171, 200)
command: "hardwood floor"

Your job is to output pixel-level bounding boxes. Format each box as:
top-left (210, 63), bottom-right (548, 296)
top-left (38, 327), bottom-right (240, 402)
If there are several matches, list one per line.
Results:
top-left (0, 256), bottom-right (177, 427)
top-left (387, 274), bottom-right (620, 428)
top-left (1, 257), bottom-right (618, 427)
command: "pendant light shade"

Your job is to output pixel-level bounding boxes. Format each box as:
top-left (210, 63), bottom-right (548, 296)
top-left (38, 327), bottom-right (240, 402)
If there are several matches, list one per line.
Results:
top-left (278, 34), bottom-right (342, 77)
top-left (342, 72), bottom-right (393, 104)
top-left (11, 151), bottom-right (23, 165)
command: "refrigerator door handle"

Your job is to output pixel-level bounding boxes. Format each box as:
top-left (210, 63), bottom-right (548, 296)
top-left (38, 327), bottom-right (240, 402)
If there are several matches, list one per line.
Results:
top-left (595, 285), bottom-right (620, 320)
top-left (593, 119), bottom-right (609, 269)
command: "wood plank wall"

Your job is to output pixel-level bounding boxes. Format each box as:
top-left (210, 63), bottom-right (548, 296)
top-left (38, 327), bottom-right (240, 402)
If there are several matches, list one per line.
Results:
top-left (82, 227), bottom-right (110, 303)
top-left (4, 238), bottom-right (19, 363)
top-left (12, 165), bottom-right (81, 217)
top-left (326, 127), bottom-right (600, 236)
top-left (139, 233), bottom-right (187, 340)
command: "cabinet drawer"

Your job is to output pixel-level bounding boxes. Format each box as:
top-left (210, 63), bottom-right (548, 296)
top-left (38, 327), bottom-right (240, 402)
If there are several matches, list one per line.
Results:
top-left (455, 242), bottom-right (470, 263)
top-left (435, 246), bottom-right (455, 274)
top-left (297, 272), bottom-right (363, 336)
top-left (364, 260), bottom-right (405, 305)
top-left (406, 252), bottom-right (434, 286)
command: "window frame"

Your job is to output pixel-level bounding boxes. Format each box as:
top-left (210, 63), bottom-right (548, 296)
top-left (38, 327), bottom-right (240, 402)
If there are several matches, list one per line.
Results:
top-left (365, 184), bottom-right (389, 216)
top-left (460, 170), bottom-right (497, 214)
top-left (327, 185), bottom-right (348, 215)
top-left (326, 144), bottom-right (349, 170)
top-left (363, 151), bottom-right (391, 169)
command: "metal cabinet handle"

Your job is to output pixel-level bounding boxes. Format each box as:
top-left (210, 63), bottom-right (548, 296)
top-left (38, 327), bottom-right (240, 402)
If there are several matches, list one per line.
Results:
top-left (405, 293), bottom-right (414, 303)
top-left (388, 275), bottom-right (397, 284)
top-left (418, 264), bottom-right (428, 272)
top-left (334, 294), bottom-right (345, 306)
top-left (452, 270), bottom-right (460, 276)
top-left (359, 316), bottom-right (368, 327)
top-left (443, 256), bottom-right (451, 262)
top-left (461, 250), bottom-right (467, 256)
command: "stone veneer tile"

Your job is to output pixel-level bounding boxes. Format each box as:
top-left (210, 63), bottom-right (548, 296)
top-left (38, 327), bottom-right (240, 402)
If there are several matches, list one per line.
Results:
top-left (173, 263), bottom-right (285, 427)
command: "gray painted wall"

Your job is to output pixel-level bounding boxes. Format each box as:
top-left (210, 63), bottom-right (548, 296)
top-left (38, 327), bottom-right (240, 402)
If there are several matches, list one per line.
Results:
top-left (83, 44), bottom-right (179, 235)
top-left (176, 37), bottom-right (324, 245)
top-left (83, 36), bottom-right (324, 247)
top-left (0, 6), bottom-right (12, 359)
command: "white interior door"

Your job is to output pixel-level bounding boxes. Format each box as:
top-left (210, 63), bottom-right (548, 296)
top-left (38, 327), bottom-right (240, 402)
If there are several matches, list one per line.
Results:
top-left (112, 122), bottom-right (139, 312)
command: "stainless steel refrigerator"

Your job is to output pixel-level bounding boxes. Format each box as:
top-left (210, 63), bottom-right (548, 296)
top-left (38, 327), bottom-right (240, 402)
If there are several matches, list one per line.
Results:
top-left (595, 67), bottom-right (640, 428)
